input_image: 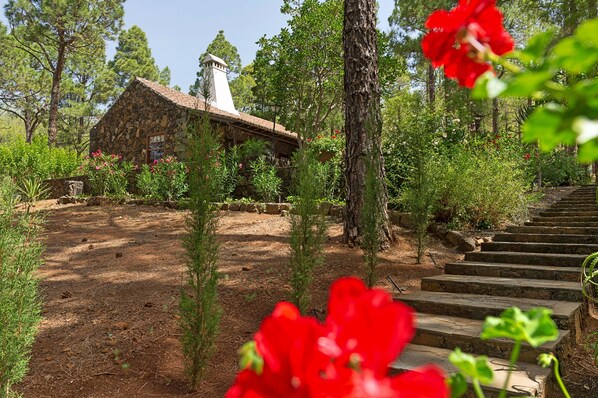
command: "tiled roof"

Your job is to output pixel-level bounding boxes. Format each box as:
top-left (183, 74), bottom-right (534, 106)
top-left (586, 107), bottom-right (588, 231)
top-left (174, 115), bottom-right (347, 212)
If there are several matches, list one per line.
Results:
top-left (135, 78), bottom-right (297, 141)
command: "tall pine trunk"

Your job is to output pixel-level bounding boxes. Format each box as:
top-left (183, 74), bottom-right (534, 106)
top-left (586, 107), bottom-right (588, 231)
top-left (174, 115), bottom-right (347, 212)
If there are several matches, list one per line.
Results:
top-left (343, 0), bottom-right (390, 246)
top-left (47, 42), bottom-right (67, 146)
top-left (427, 62), bottom-right (435, 111)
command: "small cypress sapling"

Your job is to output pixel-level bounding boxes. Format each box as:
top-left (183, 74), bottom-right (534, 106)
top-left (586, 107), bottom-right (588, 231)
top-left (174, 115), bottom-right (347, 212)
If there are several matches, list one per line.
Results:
top-left (178, 105), bottom-right (222, 391)
top-left (362, 138), bottom-right (384, 288)
top-left (401, 112), bottom-right (438, 264)
top-left (288, 148), bottom-right (327, 313)
top-left (0, 177), bottom-right (43, 398)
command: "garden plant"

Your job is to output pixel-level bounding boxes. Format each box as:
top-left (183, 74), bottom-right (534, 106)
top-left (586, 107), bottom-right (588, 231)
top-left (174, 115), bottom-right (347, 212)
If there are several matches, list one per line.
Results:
top-left (136, 155), bottom-right (188, 201)
top-left (82, 150), bottom-right (132, 197)
top-left (0, 177), bottom-right (43, 398)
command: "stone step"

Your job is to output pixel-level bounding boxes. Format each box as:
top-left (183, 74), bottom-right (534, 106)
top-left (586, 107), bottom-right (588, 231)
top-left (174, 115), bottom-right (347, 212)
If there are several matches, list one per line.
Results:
top-left (525, 221), bottom-right (598, 227)
top-left (389, 344), bottom-right (551, 397)
top-left (533, 215), bottom-right (598, 222)
top-left (494, 232), bottom-right (598, 244)
top-left (507, 225), bottom-right (598, 235)
top-left (554, 200), bottom-right (596, 205)
top-left (465, 251), bottom-right (586, 267)
top-left (540, 210), bottom-right (598, 216)
top-left (481, 241), bottom-right (598, 255)
top-left (421, 274), bottom-right (583, 302)
top-left (413, 313), bottom-right (570, 363)
top-left (550, 205), bottom-right (598, 210)
top-left (445, 261), bottom-right (580, 282)
top-left (397, 291), bottom-right (581, 331)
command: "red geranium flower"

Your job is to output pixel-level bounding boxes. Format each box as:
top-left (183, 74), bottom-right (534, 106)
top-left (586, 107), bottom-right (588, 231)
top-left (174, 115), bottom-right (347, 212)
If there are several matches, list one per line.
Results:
top-left (422, 0), bottom-right (514, 88)
top-left (225, 278), bottom-right (449, 398)
top-left (225, 302), bottom-right (328, 398)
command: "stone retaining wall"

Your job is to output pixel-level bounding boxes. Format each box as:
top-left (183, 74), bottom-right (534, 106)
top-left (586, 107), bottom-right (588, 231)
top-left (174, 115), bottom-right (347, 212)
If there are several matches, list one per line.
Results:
top-left (44, 176), bottom-right (89, 199)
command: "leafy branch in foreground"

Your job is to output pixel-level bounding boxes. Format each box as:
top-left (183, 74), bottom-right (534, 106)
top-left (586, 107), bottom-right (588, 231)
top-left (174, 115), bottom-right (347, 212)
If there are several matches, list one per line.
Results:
top-left (449, 307), bottom-right (566, 398)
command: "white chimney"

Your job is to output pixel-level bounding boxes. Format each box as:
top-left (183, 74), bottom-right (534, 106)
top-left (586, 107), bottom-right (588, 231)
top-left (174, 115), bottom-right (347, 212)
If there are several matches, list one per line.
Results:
top-left (200, 54), bottom-right (239, 116)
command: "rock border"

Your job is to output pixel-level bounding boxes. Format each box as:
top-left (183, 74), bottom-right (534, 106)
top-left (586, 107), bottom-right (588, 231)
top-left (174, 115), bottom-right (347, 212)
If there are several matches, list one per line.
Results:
top-left (56, 196), bottom-right (345, 217)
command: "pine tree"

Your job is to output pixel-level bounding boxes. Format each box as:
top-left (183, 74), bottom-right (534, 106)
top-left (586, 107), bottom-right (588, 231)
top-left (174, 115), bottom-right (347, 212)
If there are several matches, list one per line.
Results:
top-left (5, 0), bottom-right (125, 145)
top-left (109, 25), bottom-right (169, 90)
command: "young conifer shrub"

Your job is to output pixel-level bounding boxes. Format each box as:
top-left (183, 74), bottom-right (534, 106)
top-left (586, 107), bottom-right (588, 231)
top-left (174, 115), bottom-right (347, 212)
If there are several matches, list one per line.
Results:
top-left (0, 177), bottom-right (43, 398)
top-left (362, 140), bottom-right (383, 287)
top-left (178, 110), bottom-right (222, 391)
top-left (401, 112), bottom-right (438, 264)
top-left (288, 149), bottom-right (327, 313)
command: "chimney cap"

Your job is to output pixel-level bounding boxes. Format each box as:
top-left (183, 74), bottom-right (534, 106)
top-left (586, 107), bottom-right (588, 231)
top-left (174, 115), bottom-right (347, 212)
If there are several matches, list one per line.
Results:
top-left (202, 53), bottom-right (228, 68)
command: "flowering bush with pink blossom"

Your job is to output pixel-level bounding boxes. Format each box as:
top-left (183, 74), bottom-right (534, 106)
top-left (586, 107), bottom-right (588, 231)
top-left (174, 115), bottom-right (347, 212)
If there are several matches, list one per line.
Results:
top-left (136, 156), bottom-right (188, 201)
top-left (82, 150), bottom-right (133, 196)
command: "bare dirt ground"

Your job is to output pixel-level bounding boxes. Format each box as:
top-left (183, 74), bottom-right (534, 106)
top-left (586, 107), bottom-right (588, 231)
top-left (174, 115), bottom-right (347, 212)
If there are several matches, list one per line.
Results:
top-left (16, 202), bottom-right (461, 398)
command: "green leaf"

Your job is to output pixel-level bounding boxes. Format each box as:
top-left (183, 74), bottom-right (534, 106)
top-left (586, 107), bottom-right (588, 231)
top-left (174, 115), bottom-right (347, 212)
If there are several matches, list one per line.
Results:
top-left (501, 71), bottom-right (554, 97)
top-left (238, 341), bottom-right (264, 374)
top-left (448, 373), bottom-right (468, 398)
top-left (553, 37), bottom-right (598, 74)
top-left (480, 307), bottom-right (559, 347)
top-left (472, 72), bottom-right (507, 99)
top-left (523, 105), bottom-right (572, 150)
top-left (577, 137), bottom-right (598, 163)
top-left (576, 19), bottom-right (598, 48)
top-left (449, 348), bottom-right (494, 384)
top-left (520, 30), bottom-right (556, 63)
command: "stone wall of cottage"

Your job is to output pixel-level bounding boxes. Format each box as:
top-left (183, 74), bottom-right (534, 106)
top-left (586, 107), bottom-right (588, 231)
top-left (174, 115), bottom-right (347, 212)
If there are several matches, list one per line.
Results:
top-left (90, 82), bottom-right (187, 164)
top-left (90, 80), bottom-right (297, 165)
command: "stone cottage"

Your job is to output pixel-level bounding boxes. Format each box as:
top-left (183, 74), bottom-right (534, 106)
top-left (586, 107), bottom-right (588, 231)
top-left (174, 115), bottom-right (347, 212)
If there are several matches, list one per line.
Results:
top-left (89, 54), bottom-right (298, 165)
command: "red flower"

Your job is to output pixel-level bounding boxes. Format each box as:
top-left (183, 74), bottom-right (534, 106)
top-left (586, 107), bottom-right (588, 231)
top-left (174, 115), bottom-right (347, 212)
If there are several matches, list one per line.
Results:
top-left (422, 0), bottom-right (514, 88)
top-left (524, 153), bottom-right (531, 160)
top-left (321, 278), bottom-right (414, 375)
top-left (225, 278), bottom-right (448, 398)
top-left (331, 135), bottom-right (337, 139)
top-left (225, 302), bottom-right (327, 398)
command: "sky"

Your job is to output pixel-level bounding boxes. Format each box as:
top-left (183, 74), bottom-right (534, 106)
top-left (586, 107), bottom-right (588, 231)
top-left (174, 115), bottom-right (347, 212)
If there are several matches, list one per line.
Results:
top-left (0, 0), bottom-right (396, 91)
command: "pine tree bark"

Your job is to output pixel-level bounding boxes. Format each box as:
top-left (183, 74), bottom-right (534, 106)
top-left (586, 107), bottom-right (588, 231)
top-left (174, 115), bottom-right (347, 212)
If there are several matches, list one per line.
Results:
top-left (427, 62), bottom-right (436, 111)
top-left (492, 97), bottom-right (499, 136)
top-left (47, 41), bottom-right (67, 146)
top-left (343, 0), bottom-right (391, 246)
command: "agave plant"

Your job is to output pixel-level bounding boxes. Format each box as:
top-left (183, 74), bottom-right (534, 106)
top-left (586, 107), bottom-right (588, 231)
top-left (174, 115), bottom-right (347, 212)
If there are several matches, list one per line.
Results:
top-left (17, 176), bottom-right (50, 213)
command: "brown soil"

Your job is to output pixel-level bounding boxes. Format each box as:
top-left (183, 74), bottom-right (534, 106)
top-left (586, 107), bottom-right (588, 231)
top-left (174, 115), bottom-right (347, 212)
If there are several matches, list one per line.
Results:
top-left (16, 202), bottom-right (460, 398)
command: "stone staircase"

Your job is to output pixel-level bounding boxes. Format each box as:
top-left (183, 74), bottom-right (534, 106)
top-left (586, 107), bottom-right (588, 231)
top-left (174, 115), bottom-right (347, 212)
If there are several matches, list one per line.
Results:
top-left (390, 186), bottom-right (596, 397)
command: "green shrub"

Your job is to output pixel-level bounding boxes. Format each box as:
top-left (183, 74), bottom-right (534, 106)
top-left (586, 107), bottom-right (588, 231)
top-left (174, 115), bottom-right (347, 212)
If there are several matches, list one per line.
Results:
top-left (82, 150), bottom-right (132, 196)
top-left (237, 138), bottom-right (270, 161)
top-left (179, 111), bottom-right (221, 392)
top-left (213, 147), bottom-right (242, 201)
top-left (288, 149), bottom-right (327, 313)
top-left (0, 177), bottom-right (43, 397)
top-left (249, 155), bottom-right (282, 202)
top-left (435, 144), bottom-right (529, 228)
top-left (136, 156), bottom-right (188, 201)
top-left (305, 133), bottom-right (345, 203)
top-left (531, 149), bottom-right (590, 187)
top-left (0, 135), bottom-right (80, 180)
top-left (400, 112), bottom-right (439, 263)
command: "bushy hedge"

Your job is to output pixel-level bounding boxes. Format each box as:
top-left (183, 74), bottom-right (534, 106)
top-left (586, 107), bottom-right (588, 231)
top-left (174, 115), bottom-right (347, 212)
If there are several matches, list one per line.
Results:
top-left (0, 136), bottom-right (80, 180)
top-left (435, 144), bottom-right (530, 229)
